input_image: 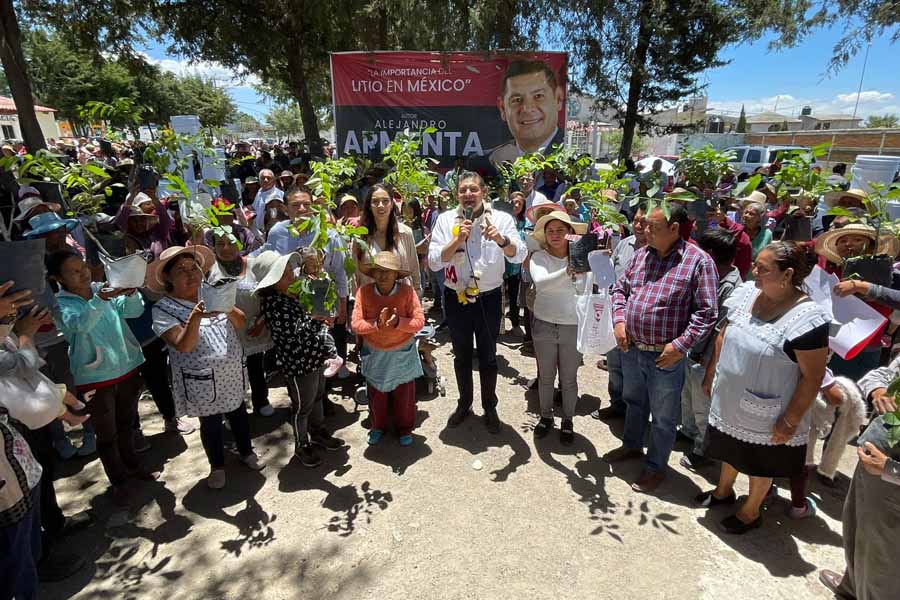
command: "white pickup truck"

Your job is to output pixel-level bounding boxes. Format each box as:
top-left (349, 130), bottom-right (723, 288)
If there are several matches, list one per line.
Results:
top-left (726, 145), bottom-right (815, 175)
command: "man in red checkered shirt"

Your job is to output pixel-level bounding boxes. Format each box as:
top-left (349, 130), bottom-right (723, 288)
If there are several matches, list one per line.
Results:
top-left (605, 202), bottom-right (719, 494)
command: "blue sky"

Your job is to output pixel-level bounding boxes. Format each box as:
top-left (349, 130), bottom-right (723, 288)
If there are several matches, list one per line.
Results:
top-left (139, 24), bottom-right (899, 124)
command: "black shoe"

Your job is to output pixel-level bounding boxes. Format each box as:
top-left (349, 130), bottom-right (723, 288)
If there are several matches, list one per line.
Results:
top-left (680, 452), bottom-right (713, 471)
top-left (559, 419), bottom-right (574, 445)
top-left (311, 431), bottom-right (346, 451)
top-left (322, 397), bottom-right (337, 417)
top-left (60, 510), bottom-right (93, 537)
top-left (534, 417), bottom-right (554, 438)
top-left (693, 489), bottom-right (737, 508)
top-left (484, 410), bottom-right (502, 434)
top-left (591, 405), bottom-right (625, 421)
top-left (38, 548), bottom-right (85, 582)
top-left (447, 407), bottom-right (470, 428)
top-left (719, 513), bottom-right (763, 534)
top-left (295, 444), bottom-right (322, 467)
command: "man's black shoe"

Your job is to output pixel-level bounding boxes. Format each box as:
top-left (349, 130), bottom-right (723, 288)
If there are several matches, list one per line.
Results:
top-left (447, 407), bottom-right (470, 428)
top-left (591, 406), bottom-right (625, 421)
top-left (533, 417), bottom-right (553, 438)
top-left (38, 549), bottom-right (85, 582)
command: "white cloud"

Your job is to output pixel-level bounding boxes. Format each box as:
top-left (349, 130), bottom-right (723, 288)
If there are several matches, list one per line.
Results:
top-left (137, 52), bottom-right (261, 89)
top-left (835, 90), bottom-right (894, 104)
top-left (709, 89), bottom-right (900, 120)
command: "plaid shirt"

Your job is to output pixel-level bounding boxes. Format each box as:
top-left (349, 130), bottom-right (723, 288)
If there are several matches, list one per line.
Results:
top-left (611, 239), bottom-right (718, 354)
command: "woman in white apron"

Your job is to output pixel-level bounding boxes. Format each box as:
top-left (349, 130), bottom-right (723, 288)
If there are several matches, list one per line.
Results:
top-left (148, 246), bottom-right (265, 490)
top-left (696, 242), bottom-right (829, 534)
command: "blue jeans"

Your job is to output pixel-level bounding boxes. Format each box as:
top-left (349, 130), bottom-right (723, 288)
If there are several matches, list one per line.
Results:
top-left (621, 348), bottom-right (686, 473)
top-left (680, 359), bottom-right (711, 455)
top-left (606, 347), bottom-right (626, 414)
top-left (0, 486), bottom-right (41, 600)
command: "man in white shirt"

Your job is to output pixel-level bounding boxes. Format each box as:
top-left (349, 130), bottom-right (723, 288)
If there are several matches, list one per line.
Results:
top-left (518, 172), bottom-right (548, 211)
top-left (252, 169), bottom-right (284, 231)
top-left (429, 171), bottom-right (526, 432)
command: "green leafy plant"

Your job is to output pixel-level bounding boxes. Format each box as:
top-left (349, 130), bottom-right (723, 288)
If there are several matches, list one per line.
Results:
top-left (187, 203), bottom-right (244, 251)
top-left (772, 143), bottom-right (831, 198)
top-left (882, 377), bottom-right (900, 447)
top-left (77, 97), bottom-right (145, 137)
top-left (383, 128), bottom-right (438, 202)
top-left (570, 165), bottom-right (630, 229)
top-left (675, 145), bottom-right (735, 190)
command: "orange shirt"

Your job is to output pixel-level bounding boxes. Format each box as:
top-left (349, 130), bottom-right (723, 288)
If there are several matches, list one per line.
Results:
top-left (352, 282), bottom-right (425, 351)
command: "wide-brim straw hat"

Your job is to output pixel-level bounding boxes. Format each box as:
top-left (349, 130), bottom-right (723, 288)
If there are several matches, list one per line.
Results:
top-left (824, 188), bottom-right (868, 208)
top-left (532, 212), bottom-right (588, 246)
top-left (251, 250), bottom-right (301, 295)
top-left (525, 197), bottom-right (565, 224)
top-left (146, 245), bottom-right (215, 293)
top-left (814, 223), bottom-right (900, 264)
top-left (370, 250), bottom-right (411, 278)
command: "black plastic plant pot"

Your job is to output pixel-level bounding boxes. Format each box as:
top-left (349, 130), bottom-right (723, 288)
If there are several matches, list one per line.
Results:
top-left (781, 215), bottom-right (812, 242)
top-left (568, 233), bottom-right (599, 273)
top-left (309, 279), bottom-right (334, 318)
top-left (0, 238), bottom-right (48, 296)
top-left (843, 254), bottom-right (893, 287)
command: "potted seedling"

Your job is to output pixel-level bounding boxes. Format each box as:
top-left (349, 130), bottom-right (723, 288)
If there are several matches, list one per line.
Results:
top-left (566, 165), bottom-right (631, 272)
top-left (827, 181), bottom-right (900, 286)
top-left (675, 144), bottom-right (735, 199)
top-left (772, 144), bottom-right (831, 243)
top-left (858, 376), bottom-right (900, 452)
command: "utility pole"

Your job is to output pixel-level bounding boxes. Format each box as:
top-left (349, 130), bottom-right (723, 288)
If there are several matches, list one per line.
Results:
top-left (851, 43), bottom-right (871, 120)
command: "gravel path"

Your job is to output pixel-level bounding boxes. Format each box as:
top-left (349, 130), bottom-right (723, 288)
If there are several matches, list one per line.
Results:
top-left (42, 316), bottom-right (851, 600)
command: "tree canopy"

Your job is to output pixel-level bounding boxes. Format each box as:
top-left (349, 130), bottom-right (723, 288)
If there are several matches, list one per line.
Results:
top-left (865, 113), bottom-right (899, 128)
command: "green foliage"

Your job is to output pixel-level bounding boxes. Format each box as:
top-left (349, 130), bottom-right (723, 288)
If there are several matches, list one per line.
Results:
top-left (78, 97), bottom-right (144, 130)
top-left (772, 143), bottom-right (832, 198)
top-left (736, 105), bottom-right (747, 133)
top-left (382, 128), bottom-right (438, 201)
top-left (573, 166), bottom-right (630, 229)
top-left (497, 151), bottom-right (555, 186)
top-left (865, 113), bottom-right (899, 128)
top-left (265, 103), bottom-right (305, 138)
top-left (305, 156), bottom-right (358, 207)
top-left (186, 205), bottom-right (244, 251)
top-left (675, 145), bottom-right (735, 189)
top-left (603, 130), bottom-right (645, 157)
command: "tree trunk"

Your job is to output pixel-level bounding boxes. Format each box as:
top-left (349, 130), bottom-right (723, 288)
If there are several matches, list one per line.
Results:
top-left (0, 0), bottom-right (46, 152)
top-left (618, 2), bottom-right (652, 160)
top-left (286, 50), bottom-right (323, 157)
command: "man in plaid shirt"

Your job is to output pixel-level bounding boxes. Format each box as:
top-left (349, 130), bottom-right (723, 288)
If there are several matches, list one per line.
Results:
top-left (606, 203), bottom-right (718, 493)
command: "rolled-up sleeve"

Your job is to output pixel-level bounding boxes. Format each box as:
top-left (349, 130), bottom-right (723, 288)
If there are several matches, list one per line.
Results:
top-left (858, 355), bottom-right (900, 400)
top-left (672, 255), bottom-right (719, 355)
top-left (496, 212), bottom-right (526, 265)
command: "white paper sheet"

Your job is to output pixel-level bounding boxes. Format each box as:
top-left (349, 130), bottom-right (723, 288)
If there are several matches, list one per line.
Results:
top-left (804, 266), bottom-right (887, 359)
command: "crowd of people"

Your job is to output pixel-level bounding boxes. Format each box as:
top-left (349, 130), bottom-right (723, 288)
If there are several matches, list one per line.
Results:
top-left (1, 137), bottom-right (899, 600)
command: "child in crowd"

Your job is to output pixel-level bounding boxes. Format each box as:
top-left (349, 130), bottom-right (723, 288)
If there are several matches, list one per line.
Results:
top-left (352, 251), bottom-right (425, 446)
top-left (48, 249), bottom-right (152, 506)
top-left (253, 250), bottom-right (345, 468)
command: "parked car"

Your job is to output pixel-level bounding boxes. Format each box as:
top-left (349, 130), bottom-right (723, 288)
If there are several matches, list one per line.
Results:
top-left (725, 145), bottom-right (815, 175)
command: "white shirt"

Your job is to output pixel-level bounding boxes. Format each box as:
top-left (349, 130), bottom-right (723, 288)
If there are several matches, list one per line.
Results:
top-left (428, 204), bottom-right (526, 293)
top-left (529, 250), bottom-right (585, 325)
top-left (524, 189), bottom-right (549, 211)
top-left (252, 186), bottom-right (284, 230)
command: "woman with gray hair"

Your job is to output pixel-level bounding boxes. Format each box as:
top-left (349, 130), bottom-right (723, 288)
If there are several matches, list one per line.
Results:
top-left (741, 201), bottom-right (772, 280)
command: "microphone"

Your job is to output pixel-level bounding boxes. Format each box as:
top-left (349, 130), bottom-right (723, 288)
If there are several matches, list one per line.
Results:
top-left (463, 207), bottom-right (473, 221)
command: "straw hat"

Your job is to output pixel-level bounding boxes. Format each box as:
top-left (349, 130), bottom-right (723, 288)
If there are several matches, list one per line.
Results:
top-left (146, 245), bottom-right (215, 293)
top-left (251, 250), bottom-right (301, 295)
top-left (339, 194), bottom-right (358, 207)
top-left (369, 251), bottom-right (411, 278)
top-left (824, 188), bottom-right (868, 208)
top-left (15, 196), bottom-right (61, 222)
top-left (814, 223), bottom-right (900, 265)
top-left (532, 212), bottom-right (588, 246)
top-left (525, 196), bottom-right (565, 224)
top-left (738, 190), bottom-right (768, 209)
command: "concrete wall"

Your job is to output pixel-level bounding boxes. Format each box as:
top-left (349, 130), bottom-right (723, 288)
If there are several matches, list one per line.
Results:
top-left (645, 132), bottom-right (746, 156)
top-left (0, 111), bottom-right (61, 142)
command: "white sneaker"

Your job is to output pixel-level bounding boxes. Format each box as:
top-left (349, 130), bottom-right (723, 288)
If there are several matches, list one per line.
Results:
top-left (207, 469), bottom-right (226, 489)
top-left (324, 357), bottom-right (344, 378)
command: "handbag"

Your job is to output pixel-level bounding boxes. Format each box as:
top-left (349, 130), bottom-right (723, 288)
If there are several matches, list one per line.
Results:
top-left (575, 271), bottom-right (616, 356)
top-left (0, 368), bottom-right (64, 430)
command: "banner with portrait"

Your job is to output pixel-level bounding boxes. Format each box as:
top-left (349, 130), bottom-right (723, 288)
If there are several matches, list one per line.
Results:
top-left (330, 51), bottom-right (568, 174)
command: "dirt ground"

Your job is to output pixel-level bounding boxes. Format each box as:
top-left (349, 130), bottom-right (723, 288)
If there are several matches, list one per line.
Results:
top-left (42, 309), bottom-right (852, 600)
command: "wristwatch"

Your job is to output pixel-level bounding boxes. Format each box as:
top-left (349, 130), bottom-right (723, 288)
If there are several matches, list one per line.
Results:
top-left (498, 236), bottom-right (510, 248)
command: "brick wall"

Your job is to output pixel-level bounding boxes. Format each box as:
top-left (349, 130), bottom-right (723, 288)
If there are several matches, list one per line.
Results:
top-left (745, 129), bottom-right (900, 164)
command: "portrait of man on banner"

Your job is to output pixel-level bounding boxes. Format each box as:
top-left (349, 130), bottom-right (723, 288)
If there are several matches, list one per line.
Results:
top-left (489, 59), bottom-right (566, 168)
